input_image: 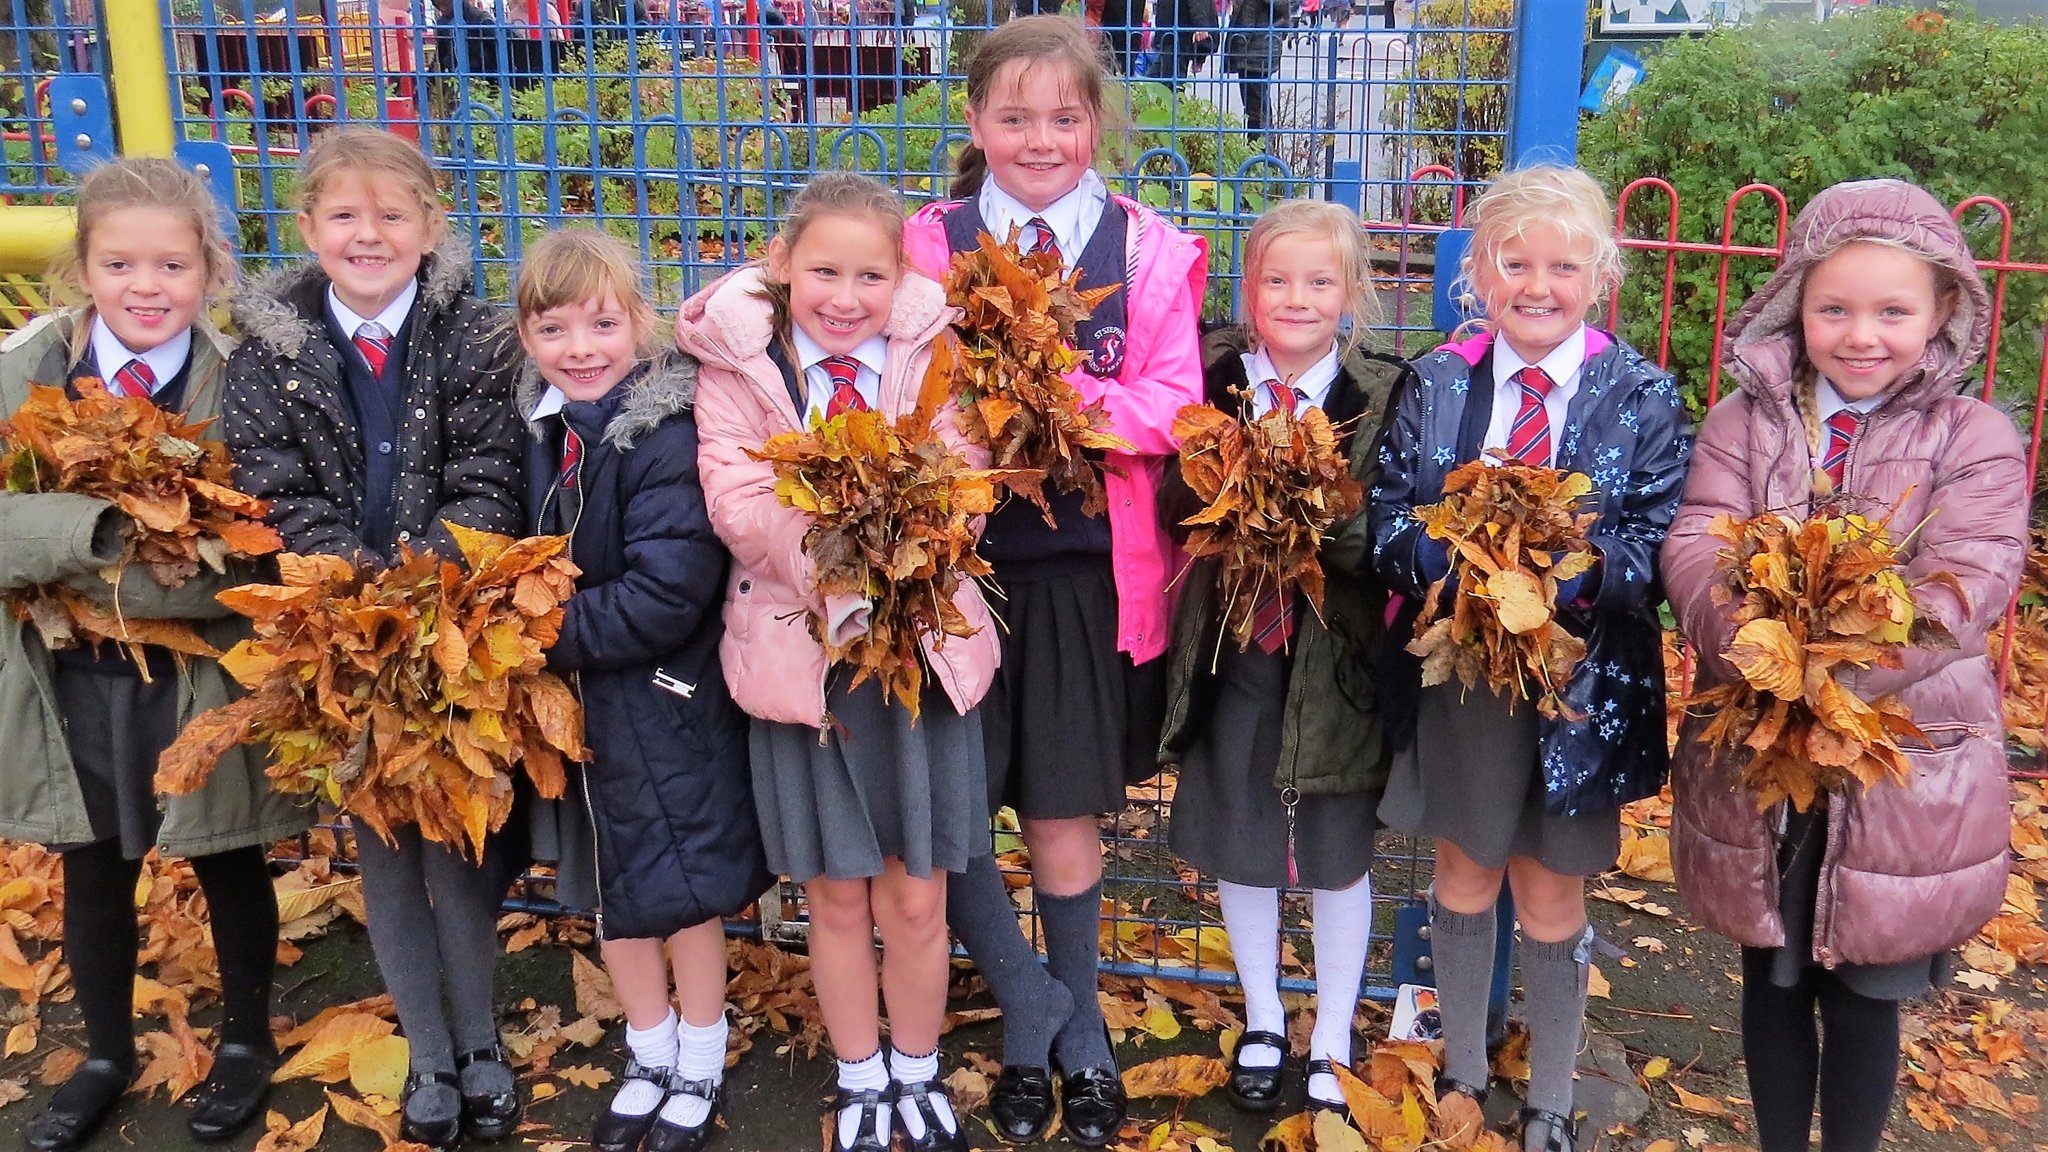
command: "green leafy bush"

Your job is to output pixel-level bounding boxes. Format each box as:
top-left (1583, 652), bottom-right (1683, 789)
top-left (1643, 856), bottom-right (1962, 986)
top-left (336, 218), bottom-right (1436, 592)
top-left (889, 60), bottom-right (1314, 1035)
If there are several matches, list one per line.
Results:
top-left (1583, 7), bottom-right (2048, 425)
top-left (1381, 0), bottom-right (1512, 189)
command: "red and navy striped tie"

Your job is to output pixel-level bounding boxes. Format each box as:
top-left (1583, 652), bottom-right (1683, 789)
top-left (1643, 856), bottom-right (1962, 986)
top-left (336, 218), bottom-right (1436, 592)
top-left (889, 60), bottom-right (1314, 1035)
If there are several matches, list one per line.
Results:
top-left (112, 358), bottom-right (155, 400)
top-left (1026, 216), bottom-right (1061, 265)
top-left (1249, 373), bottom-right (1304, 654)
top-left (354, 324), bottom-right (391, 377)
top-left (1504, 366), bottom-right (1555, 465)
top-left (822, 356), bottom-right (867, 417)
top-left (1820, 409), bottom-right (1862, 489)
top-left (560, 426), bottom-right (583, 490)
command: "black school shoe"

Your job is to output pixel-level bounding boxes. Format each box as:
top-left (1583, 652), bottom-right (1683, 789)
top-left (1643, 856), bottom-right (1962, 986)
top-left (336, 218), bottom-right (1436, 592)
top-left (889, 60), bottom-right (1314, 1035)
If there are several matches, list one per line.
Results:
top-left (399, 1069), bottom-right (464, 1151)
top-left (987, 1065), bottom-right (1056, 1143)
top-left (186, 1042), bottom-right (279, 1141)
top-left (591, 1059), bottom-right (675, 1152)
top-left (894, 1078), bottom-right (967, 1152)
top-left (642, 1076), bottom-right (723, 1152)
top-left (457, 1043), bottom-right (521, 1142)
top-left (22, 1059), bottom-right (131, 1152)
top-left (1520, 1107), bottom-right (1578, 1152)
top-left (1223, 1030), bottom-right (1288, 1112)
top-left (828, 1086), bottom-right (891, 1152)
top-left (1055, 1066), bottom-right (1126, 1148)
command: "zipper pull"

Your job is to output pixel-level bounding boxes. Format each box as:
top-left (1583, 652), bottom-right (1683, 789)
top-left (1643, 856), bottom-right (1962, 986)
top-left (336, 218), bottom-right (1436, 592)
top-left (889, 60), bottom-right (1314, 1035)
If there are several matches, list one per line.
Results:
top-left (1281, 785), bottom-right (1301, 888)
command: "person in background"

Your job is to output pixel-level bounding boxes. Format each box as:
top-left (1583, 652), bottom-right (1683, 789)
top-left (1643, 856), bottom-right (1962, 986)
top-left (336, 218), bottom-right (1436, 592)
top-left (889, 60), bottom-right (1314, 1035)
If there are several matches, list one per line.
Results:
top-left (1224, 0), bottom-right (1284, 147)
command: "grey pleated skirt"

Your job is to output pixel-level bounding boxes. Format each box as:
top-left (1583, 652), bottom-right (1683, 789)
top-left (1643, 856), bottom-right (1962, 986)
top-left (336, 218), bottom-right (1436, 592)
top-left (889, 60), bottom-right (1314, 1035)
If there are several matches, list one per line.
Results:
top-left (53, 662), bottom-right (181, 860)
top-left (750, 673), bottom-right (989, 884)
top-left (1168, 640), bottom-right (1378, 890)
top-left (1380, 683), bottom-right (1621, 876)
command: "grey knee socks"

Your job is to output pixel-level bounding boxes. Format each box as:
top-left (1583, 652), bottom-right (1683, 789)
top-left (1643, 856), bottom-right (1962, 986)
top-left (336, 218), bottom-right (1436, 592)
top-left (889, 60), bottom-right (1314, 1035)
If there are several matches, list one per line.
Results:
top-left (1038, 883), bottom-right (1113, 1072)
top-left (1428, 897), bottom-right (1498, 1091)
top-left (1518, 927), bottom-right (1591, 1119)
top-left (946, 853), bottom-right (1075, 1069)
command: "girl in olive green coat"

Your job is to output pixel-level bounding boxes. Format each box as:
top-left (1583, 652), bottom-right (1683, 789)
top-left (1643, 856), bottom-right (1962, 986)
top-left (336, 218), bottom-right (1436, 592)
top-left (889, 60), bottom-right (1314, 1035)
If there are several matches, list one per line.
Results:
top-left (1158, 201), bottom-right (1408, 1117)
top-left (0, 159), bottom-right (304, 1152)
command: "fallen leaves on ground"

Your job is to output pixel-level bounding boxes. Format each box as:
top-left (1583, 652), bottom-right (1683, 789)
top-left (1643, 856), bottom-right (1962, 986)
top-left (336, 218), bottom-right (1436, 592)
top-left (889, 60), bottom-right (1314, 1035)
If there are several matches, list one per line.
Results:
top-left (931, 226), bottom-right (1132, 519)
top-left (1171, 400), bottom-right (1363, 650)
top-left (747, 375), bottom-right (1005, 720)
top-left (1121, 1054), bottom-right (1229, 1099)
top-left (1992, 528), bottom-right (2048, 754)
top-left (155, 525), bottom-right (586, 860)
top-left (0, 378), bottom-right (283, 673)
top-left (1686, 509), bottom-right (1957, 812)
top-left (1407, 455), bottom-right (1597, 719)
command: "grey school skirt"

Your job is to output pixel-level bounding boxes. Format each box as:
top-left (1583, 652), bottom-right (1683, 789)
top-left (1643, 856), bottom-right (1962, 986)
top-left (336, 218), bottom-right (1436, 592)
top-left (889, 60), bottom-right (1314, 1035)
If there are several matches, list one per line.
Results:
top-left (750, 673), bottom-right (989, 884)
top-left (1380, 683), bottom-right (1621, 876)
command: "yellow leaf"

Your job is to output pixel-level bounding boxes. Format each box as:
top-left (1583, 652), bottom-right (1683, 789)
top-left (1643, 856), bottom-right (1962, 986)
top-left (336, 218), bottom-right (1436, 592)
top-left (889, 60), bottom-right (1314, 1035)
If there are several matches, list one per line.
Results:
top-left (1727, 618), bottom-right (1805, 699)
top-left (1140, 999), bottom-right (1183, 1041)
top-left (1643, 1056), bottom-right (1671, 1080)
top-left (2, 1019), bottom-right (35, 1059)
top-left (1487, 568), bottom-right (1552, 635)
top-left (572, 949), bottom-right (624, 1021)
top-left (1310, 1108), bottom-right (1370, 1152)
top-left (324, 1088), bottom-right (398, 1144)
top-left (1258, 1111), bottom-right (1313, 1152)
top-left (252, 1105), bottom-right (328, 1152)
top-left (275, 1012), bottom-right (395, 1082)
top-left (1671, 1083), bottom-right (1735, 1118)
top-left (1121, 1055), bottom-right (1229, 1099)
top-left (347, 1034), bottom-right (409, 1099)
top-left (557, 1063), bottom-right (615, 1090)
top-left (1587, 964), bottom-right (1611, 1000)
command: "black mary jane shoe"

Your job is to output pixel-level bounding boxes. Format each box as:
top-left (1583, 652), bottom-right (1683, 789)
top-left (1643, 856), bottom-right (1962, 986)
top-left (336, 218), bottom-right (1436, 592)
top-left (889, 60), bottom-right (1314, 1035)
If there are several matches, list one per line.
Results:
top-left (1056, 1065), bottom-right (1127, 1148)
top-left (1519, 1107), bottom-right (1578, 1152)
top-left (642, 1076), bottom-right (723, 1152)
top-left (1436, 1072), bottom-right (1490, 1107)
top-left (1303, 1059), bottom-right (1352, 1124)
top-left (591, 1059), bottom-right (676, 1152)
top-left (186, 1042), bottom-right (279, 1142)
top-left (1223, 1030), bottom-right (1288, 1113)
top-left (894, 1078), bottom-right (967, 1152)
top-left (987, 1065), bottom-right (1056, 1144)
top-left (23, 1059), bottom-right (132, 1152)
top-left (456, 1043), bottom-right (522, 1143)
top-left (399, 1069), bottom-right (464, 1152)
top-left (828, 1086), bottom-right (892, 1152)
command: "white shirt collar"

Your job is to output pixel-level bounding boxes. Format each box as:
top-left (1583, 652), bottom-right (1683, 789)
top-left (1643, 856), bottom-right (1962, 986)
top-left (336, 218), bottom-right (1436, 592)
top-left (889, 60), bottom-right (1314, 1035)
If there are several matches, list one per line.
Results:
top-left (1815, 375), bottom-right (1885, 422)
top-left (978, 169), bottom-right (1108, 268)
top-left (1491, 324), bottom-right (1589, 392)
top-left (326, 279), bottom-right (418, 342)
top-left (528, 383), bottom-right (566, 421)
top-left (89, 316), bottom-right (191, 394)
top-left (1242, 342), bottom-right (1341, 415)
top-left (791, 326), bottom-right (888, 380)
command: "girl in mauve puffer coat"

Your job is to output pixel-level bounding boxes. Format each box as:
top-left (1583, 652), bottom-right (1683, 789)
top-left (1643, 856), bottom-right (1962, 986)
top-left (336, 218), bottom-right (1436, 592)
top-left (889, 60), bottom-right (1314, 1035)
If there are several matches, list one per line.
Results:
top-left (1662, 178), bottom-right (2028, 1152)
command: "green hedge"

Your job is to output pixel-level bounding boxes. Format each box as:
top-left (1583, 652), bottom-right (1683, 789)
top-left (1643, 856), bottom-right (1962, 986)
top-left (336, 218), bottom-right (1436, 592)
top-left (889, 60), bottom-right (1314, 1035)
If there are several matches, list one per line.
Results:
top-left (1583, 6), bottom-right (2048, 424)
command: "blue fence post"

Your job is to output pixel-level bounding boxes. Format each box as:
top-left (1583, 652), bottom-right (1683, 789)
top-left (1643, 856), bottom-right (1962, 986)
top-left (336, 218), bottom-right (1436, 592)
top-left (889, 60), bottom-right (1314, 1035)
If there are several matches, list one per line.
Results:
top-left (1505, 0), bottom-right (1587, 165)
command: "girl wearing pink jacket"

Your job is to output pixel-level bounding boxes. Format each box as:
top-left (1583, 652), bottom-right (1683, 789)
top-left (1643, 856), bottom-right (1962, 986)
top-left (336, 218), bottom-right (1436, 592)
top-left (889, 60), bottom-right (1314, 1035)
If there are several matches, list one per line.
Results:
top-left (899, 16), bottom-right (1206, 1145)
top-left (1663, 179), bottom-right (2027, 1152)
top-left (678, 171), bottom-right (998, 1152)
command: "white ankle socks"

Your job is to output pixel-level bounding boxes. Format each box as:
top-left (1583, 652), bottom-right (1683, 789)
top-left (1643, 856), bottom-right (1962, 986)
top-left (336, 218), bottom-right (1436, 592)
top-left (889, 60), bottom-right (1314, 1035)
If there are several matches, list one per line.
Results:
top-left (1308, 877), bottom-right (1373, 1105)
top-left (835, 1048), bottom-right (891, 1148)
top-left (889, 1045), bottom-right (957, 1140)
top-left (1217, 879), bottom-right (1285, 1070)
top-left (659, 1011), bottom-right (729, 1128)
top-left (613, 1010), bottom-right (677, 1117)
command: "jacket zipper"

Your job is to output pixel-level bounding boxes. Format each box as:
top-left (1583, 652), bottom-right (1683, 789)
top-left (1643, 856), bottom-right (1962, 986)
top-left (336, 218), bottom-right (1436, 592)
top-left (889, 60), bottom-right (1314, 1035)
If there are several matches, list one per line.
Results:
top-left (546, 439), bottom-right (604, 936)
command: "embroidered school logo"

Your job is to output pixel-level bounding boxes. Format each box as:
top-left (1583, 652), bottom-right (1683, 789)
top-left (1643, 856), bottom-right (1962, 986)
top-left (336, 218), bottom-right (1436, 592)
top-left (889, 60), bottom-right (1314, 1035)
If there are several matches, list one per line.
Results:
top-left (1085, 326), bottom-right (1126, 377)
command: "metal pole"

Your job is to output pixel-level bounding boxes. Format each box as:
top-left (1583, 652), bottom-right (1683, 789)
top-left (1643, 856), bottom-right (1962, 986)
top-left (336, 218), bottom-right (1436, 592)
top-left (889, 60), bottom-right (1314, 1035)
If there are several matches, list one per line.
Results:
top-left (1504, 0), bottom-right (1585, 166)
top-left (103, 0), bottom-right (177, 155)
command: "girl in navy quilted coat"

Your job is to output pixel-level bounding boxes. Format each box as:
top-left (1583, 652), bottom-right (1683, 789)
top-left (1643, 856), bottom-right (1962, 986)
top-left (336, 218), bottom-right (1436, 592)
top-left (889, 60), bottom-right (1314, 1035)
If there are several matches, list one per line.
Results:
top-left (516, 228), bottom-right (771, 1152)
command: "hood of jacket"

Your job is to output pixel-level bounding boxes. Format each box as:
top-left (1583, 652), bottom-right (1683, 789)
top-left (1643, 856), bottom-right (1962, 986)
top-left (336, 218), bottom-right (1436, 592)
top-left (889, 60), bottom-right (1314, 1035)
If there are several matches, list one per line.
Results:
top-left (1722, 179), bottom-right (1992, 415)
top-left (516, 351), bottom-right (702, 451)
top-left (674, 263), bottom-right (953, 373)
top-left (227, 233), bottom-right (478, 359)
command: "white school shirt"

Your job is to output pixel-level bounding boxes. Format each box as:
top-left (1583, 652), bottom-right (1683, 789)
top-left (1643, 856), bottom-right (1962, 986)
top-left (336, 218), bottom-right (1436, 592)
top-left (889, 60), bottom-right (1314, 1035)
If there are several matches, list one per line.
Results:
top-left (1482, 324), bottom-right (1589, 468)
top-left (89, 317), bottom-right (191, 396)
top-left (1240, 343), bottom-right (1340, 418)
top-left (326, 279), bottom-right (419, 349)
top-left (791, 327), bottom-right (887, 423)
top-left (978, 169), bottom-right (1109, 272)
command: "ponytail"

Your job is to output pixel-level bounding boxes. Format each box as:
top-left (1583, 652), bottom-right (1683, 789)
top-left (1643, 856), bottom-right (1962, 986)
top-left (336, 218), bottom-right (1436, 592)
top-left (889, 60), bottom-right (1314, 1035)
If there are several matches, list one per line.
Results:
top-left (951, 145), bottom-right (989, 201)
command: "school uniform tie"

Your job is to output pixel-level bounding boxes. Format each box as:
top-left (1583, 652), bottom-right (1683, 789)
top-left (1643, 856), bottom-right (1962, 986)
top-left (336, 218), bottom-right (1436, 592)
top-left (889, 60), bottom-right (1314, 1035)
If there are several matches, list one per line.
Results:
top-left (1504, 365), bottom-right (1555, 465)
top-left (1249, 378), bottom-right (1302, 654)
top-left (111, 358), bottom-right (155, 400)
top-left (822, 355), bottom-right (868, 418)
top-left (1026, 215), bottom-right (1061, 265)
top-left (1820, 409), bottom-right (1862, 489)
top-left (559, 426), bottom-right (583, 490)
top-left (354, 322), bottom-right (392, 378)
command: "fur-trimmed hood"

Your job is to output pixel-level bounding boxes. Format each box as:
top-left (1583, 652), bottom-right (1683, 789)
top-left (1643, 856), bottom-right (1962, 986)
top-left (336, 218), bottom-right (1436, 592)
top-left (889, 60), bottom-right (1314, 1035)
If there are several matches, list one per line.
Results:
top-left (228, 233), bottom-right (477, 358)
top-left (1723, 179), bottom-right (1992, 414)
top-left (672, 263), bottom-right (953, 370)
top-left (517, 351), bottom-right (701, 451)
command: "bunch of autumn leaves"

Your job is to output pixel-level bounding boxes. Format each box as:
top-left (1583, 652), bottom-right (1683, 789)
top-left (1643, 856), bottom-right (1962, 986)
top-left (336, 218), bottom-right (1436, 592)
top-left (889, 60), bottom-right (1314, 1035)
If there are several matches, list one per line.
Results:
top-left (0, 379), bottom-right (582, 860)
